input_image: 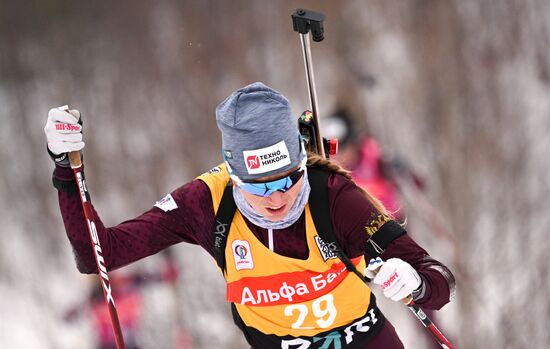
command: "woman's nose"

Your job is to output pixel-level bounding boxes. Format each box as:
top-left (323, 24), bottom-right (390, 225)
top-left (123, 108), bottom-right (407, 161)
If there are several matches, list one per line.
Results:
top-left (266, 190), bottom-right (285, 203)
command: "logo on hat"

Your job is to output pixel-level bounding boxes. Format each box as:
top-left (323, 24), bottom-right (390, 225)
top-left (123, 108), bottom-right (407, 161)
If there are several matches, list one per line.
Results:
top-left (224, 150), bottom-right (233, 159)
top-left (246, 155), bottom-right (260, 169)
top-left (242, 141), bottom-right (291, 175)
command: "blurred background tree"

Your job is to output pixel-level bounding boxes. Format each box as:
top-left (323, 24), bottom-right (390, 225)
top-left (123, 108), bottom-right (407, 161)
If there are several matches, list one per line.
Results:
top-left (1, 1), bottom-right (549, 348)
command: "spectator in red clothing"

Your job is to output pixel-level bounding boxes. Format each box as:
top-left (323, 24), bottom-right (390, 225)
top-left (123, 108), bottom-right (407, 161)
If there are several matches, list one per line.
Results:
top-left (321, 107), bottom-right (413, 218)
top-left (46, 82), bottom-right (455, 349)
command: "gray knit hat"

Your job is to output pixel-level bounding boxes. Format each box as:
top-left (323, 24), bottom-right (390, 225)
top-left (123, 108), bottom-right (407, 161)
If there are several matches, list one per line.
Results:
top-left (216, 82), bottom-right (303, 181)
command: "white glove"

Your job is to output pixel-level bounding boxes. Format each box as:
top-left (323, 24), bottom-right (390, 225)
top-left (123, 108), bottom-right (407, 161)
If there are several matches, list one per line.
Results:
top-left (44, 106), bottom-right (84, 166)
top-left (365, 257), bottom-right (422, 302)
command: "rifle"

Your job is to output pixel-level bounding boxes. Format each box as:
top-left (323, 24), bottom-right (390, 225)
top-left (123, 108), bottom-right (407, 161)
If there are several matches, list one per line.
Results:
top-left (291, 8), bottom-right (338, 159)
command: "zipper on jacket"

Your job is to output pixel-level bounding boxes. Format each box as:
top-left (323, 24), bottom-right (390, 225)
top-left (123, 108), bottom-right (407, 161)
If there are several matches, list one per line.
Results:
top-left (268, 228), bottom-right (274, 251)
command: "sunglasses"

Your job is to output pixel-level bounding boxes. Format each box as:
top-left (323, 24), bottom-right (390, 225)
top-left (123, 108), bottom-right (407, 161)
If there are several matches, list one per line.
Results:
top-left (223, 137), bottom-right (308, 197)
top-left (238, 169), bottom-right (305, 197)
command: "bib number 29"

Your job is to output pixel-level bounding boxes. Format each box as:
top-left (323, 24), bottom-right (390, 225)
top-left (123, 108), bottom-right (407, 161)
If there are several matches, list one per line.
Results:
top-left (284, 294), bottom-right (337, 329)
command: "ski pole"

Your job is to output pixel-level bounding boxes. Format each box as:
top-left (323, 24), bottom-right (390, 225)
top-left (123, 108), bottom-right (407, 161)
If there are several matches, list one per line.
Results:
top-left (63, 107), bottom-right (127, 349)
top-left (368, 258), bottom-right (454, 349)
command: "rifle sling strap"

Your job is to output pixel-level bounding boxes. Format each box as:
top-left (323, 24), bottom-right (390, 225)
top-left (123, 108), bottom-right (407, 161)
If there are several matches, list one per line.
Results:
top-left (213, 184), bottom-right (237, 273)
top-left (307, 167), bottom-right (361, 276)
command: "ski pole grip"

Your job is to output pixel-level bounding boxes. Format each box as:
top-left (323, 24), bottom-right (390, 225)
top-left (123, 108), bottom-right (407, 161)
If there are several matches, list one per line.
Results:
top-left (58, 105), bottom-right (83, 169)
top-left (369, 260), bottom-right (413, 305)
top-left (368, 262), bottom-right (453, 348)
top-left (69, 151), bottom-right (82, 169)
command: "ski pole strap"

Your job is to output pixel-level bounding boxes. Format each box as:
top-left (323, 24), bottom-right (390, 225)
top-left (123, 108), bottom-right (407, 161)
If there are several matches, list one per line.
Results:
top-left (307, 166), bottom-right (361, 277)
top-left (364, 220), bottom-right (406, 260)
top-left (213, 184), bottom-right (237, 273)
top-left (52, 174), bottom-right (78, 195)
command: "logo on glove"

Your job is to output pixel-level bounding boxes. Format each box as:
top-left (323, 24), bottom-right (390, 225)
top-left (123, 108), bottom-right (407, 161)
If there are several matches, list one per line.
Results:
top-left (55, 123), bottom-right (80, 132)
top-left (381, 271), bottom-right (399, 290)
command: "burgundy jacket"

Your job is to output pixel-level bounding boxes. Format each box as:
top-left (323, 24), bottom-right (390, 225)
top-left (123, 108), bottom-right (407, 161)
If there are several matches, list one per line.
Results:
top-left (54, 164), bottom-right (454, 312)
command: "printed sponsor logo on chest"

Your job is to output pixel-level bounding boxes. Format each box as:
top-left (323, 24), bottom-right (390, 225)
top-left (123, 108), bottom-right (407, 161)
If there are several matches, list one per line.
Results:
top-left (242, 141), bottom-right (291, 174)
top-left (232, 239), bottom-right (254, 270)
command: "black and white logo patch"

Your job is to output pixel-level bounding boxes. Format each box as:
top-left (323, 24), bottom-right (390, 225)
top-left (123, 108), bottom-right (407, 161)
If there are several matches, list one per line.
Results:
top-left (207, 166), bottom-right (222, 174)
top-left (314, 235), bottom-right (338, 261)
top-left (223, 150), bottom-right (233, 159)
